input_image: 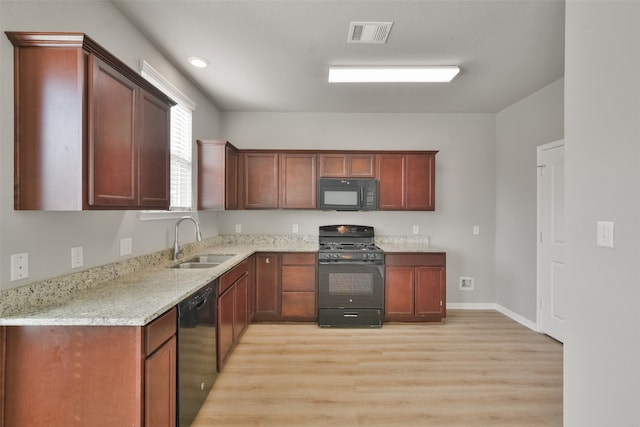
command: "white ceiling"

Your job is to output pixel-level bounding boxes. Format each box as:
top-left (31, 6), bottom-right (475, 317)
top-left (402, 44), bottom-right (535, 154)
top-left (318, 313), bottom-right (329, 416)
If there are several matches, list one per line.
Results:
top-left (113, 0), bottom-right (565, 114)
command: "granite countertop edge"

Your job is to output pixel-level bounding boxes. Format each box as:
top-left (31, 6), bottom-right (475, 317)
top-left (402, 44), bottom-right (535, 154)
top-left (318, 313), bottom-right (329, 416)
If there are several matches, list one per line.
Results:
top-left (0, 239), bottom-right (445, 327)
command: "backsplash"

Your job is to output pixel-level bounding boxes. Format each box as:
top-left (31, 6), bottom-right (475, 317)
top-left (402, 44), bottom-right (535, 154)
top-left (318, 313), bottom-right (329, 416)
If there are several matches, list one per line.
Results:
top-left (0, 233), bottom-right (428, 317)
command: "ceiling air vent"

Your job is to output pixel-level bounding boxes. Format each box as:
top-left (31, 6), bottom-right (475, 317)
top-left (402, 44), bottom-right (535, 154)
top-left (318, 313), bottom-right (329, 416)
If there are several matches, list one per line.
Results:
top-left (348, 21), bottom-right (393, 44)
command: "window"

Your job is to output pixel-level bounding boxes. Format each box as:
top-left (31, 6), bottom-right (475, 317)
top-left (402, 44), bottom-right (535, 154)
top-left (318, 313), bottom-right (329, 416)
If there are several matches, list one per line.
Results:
top-left (141, 60), bottom-right (196, 211)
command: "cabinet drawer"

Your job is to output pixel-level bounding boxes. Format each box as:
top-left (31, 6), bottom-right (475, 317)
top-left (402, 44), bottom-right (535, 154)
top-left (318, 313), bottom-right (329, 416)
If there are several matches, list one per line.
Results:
top-left (281, 292), bottom-right (316, 319)
top-left (385, 253), bottom-right (446, 267)
top-left (281, 265), bottom-right (316, 291)
top-left (219, 259), bottom-right (249, 294)
top-left (281, 252), bottom-right (316, 265)
top-left (145, 307), bottom-right (177, 355)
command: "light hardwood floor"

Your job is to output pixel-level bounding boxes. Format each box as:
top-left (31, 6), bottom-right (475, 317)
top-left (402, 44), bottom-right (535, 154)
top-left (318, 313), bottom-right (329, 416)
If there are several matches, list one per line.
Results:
top-left (192, 310), bottom-right (562, 426)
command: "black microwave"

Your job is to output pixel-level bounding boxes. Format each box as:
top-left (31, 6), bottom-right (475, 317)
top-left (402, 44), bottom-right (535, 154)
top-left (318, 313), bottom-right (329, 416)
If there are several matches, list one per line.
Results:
top-left (317, 178), bottom-right (378, 211)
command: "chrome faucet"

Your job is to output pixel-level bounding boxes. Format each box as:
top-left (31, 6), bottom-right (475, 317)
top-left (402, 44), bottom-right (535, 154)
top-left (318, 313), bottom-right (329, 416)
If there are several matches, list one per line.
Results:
top-left (173, 216), bottom-right (203, 261)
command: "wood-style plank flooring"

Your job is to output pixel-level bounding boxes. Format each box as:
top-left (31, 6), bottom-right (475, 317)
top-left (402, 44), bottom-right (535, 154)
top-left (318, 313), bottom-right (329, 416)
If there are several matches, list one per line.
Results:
top-left (192, 310), bottom-right (562, 426)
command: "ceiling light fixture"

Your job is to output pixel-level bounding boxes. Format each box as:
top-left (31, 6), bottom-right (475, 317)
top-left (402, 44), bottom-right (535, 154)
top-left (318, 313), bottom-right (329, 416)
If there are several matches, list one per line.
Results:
top-left (328, 66), bottom-right (460, 83)
top-left (188, 56), bottom-right (209, 68)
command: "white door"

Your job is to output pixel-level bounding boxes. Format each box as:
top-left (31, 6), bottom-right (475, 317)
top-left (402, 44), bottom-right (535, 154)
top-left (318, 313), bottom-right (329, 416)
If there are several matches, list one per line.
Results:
top-left (537, 140), bottom-right (565, 342)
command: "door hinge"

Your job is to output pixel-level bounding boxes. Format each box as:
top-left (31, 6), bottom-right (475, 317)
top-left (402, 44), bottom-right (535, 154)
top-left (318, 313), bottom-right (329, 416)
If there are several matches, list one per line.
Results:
top-left (539, 232), bottom-right (543, 243)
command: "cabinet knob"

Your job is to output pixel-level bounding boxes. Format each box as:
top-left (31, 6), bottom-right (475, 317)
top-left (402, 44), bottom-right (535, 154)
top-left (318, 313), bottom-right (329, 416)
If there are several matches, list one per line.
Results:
top-left (266, 258), bottom-right (270, 264)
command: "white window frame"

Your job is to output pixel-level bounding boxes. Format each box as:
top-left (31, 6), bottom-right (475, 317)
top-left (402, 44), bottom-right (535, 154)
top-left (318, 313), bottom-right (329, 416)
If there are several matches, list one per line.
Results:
top-left (139, 60), bottom-right (196, 220)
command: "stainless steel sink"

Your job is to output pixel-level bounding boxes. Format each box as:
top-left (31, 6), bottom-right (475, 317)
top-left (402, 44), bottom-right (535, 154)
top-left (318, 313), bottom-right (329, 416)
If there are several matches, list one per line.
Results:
top-left (169, 254), bottom-right (236, 269)
top-left (170, 262), bottom-right (220, 269)
top-left (188, 254), bottom-right (235, 264)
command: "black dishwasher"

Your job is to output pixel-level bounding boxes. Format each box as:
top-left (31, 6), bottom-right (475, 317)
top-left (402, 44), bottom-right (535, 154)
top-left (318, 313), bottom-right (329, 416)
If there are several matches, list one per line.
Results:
top-left (177, 281), bottom-right (217, 427)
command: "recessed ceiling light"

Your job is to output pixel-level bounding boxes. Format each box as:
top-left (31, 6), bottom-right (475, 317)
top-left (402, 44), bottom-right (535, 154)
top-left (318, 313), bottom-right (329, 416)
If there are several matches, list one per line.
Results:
top-left (328, 66), bottom-right (460, 83)
top-left (188, 56), bottom-right (209, 68)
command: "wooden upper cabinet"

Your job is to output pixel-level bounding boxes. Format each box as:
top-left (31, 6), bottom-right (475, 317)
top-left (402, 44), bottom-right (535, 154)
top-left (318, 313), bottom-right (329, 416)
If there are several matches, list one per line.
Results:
top-left (89, 55), bottom-right (138, 207)
top-left (138, 89), bottom-right (171, 208)
top-left (197, 140), bottom-right (239, 210)
top-left (280, 153), bottom-right (316, 209)
top-left (242, 152), bottom-right (279, 209)
top-left (6, 32), bottom-right (175, 210)
top-left (318, 152), bottom-right (377, 178)
top-left (378, 152), bottom-right (436, 210)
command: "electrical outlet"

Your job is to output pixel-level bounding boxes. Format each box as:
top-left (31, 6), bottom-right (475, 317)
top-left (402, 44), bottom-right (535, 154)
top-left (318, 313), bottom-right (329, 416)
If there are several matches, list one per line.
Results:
top-left (71, 246), bottom-right (83, 268)
top-left (473, 225), bottom-right (480, 235)
top-left (235, 224), bottom-right (242, 233)
top-left (10, 252), bottom-right (29, 281)
top-left (596, 221), bottom-right (614, 248)
top-left (412, 225), bottom-right (419, 235)
top-left (120, 237), bottom-right (133, 256)
top-left (459, 277), bottom-right (475, 291)
top-left (293, 224), bottom-right (299, 234)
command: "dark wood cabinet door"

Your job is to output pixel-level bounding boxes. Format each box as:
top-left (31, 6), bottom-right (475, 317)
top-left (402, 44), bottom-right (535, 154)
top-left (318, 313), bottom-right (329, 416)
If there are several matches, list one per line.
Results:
top-left (225, 145), bottom-right (239, 209)
top-left (318, 153), bottom-right (377, 178)
top-left (379, 153), bottom-right (436, 210)
top-left (384, 266), bottom-right (415, 320)
top-left (406, 154), bottom-right (435, 210)
top-left (243, 152), bottom-right (279, 208)
top-left (138, 89), bottom-right (171, 209)
top-left (348, 153), bottom-right (377, 177)
top-left (415, 266), bottom-right (446, 318)
top-left (233, 274), bottom-right (249, 342)
top-left (378, 154), bottom-right (406, 210)
top-left (145, 335), bottom-right (176, 427)
top-left (88, 55), bottom-right (138, 207)
top-left (217, 287), bottom-right (235, 370)
top-left (280, 153), bottom-right (316, 208)
top-left (281, 292), bottom-right (316, 319)
top-left (254, 253), bottom-right (280, 320)
top-left (318, 153), bottom-right (348, 177)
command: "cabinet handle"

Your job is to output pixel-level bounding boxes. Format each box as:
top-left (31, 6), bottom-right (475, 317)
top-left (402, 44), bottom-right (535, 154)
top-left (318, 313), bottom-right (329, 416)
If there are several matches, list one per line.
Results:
top-left (266, 258), bottom-right (270, 264)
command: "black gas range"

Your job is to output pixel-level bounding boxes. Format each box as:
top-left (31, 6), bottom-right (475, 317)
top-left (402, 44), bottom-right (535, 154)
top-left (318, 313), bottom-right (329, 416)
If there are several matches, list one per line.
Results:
top-left (317, 225), bottom-right (384, 328)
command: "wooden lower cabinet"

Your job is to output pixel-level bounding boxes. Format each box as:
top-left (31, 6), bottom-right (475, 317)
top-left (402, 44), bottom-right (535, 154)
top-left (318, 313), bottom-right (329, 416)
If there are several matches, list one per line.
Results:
top-left (385, 253), bottom-right (446, 322)
top-left (254, 252), bottom-right (317, 322)
top-left (145, 335), bottom-right (177, 427)
top-left (3, 308), bottom-right (177, 427)
top-left (217, 258), bottom-right (251, 371)
top-left (280, 253), bottom-right (317, 321)
top-left (254, 253), bottom-right (280, 321)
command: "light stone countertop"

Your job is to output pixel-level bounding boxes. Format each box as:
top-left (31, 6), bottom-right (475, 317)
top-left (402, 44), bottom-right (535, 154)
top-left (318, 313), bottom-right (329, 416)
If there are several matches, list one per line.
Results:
top-left (0, 235), bottom-right (444, 327)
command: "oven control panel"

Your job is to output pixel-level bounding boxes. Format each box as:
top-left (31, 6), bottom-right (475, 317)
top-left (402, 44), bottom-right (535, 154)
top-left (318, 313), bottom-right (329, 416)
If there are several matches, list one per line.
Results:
top-left (318, 251), bottom-right (384, 263)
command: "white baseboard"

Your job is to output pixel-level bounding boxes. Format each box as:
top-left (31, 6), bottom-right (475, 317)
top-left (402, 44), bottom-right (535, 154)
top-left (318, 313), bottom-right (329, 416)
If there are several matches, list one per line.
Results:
top-left (447, 302), bottom-right (539, 332)
top-left (447, 303), bottom-right (497, 310)
top-left (495, 304), bottom-right (539, 331)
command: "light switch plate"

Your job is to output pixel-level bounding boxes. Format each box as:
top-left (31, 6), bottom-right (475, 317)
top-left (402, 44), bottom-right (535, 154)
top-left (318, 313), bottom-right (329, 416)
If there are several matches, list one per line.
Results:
top-left (71, 246), bottom-right (83, 268)
top-left (120, 237), bottom-right (133, 256)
